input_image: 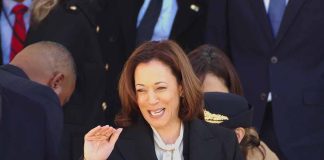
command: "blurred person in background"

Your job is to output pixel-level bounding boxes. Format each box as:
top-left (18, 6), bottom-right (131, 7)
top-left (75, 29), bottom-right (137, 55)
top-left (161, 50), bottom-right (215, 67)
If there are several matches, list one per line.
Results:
top-left (206, 0), bottom-right (324, 159)
top-left (188, 44), bottom-right (243, 95)
top-left (96, 0), bottom-right (208, 126)
top-left (26, 0), bottom-right (107, 159)
top-left (204, 92), bottom-right (278, 160)
top-left (189, 44), bottom-right (278, 160)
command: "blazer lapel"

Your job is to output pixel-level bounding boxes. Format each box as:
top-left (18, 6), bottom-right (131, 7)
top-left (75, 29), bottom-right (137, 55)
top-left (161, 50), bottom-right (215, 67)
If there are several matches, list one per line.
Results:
top-left (0, 6), bottom-right (3, 65)
top-left (187, 119), bottom-right (222, 160)
top-left (274, 0), bottom-right (308, 48)
top-left (170, 0), bottom-right (202, 39)
top-left (120, 0), bottom-right (143, 52)
top-left (116, 118), bottom-right (158, 160)
top-left (248, 0), bottom-right (274, 45)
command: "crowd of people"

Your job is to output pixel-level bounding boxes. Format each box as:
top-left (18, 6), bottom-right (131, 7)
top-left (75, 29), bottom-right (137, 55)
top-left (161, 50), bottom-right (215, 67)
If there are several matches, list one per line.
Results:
top-left (1, 0), bottom-right (324, 160)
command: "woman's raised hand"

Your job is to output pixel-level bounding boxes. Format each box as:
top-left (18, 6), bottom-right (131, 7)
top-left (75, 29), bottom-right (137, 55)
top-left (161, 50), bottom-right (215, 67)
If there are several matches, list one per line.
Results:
top-left (84, 125), bottom-right (122, 160)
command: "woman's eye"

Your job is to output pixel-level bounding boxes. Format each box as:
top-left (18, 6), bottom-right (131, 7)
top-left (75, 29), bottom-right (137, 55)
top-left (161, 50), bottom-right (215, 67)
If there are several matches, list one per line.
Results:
top-left (157, 87), bottom-right (166, 90)
top-left (136, 89), bottom-right (145, 92)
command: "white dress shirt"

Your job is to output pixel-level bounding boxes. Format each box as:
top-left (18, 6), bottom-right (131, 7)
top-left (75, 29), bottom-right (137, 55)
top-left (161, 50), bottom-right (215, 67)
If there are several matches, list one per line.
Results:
top-left (137, 0), bottom-right (178, 41)
top-left (151, 123), bottom-right (184, 160)
top-left (263, 0), bottom-right (290, 12)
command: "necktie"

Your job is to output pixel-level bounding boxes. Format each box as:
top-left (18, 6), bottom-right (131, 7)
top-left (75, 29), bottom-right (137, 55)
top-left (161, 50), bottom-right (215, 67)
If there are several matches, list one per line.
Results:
top-left (268, 0), bottom-right (286, 37)
top-left (136, 0), bottom-right (163, 46)
top-left (10, 4), bottom-right (28, 61)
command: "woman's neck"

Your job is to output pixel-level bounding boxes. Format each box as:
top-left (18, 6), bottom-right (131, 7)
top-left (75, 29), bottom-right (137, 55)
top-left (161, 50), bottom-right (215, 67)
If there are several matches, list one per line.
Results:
top-left (154, 119), bottom-right (182, 144)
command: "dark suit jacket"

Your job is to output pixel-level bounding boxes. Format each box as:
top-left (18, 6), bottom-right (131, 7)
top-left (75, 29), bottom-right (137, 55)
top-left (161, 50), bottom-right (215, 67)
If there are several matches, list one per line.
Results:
top-left (26, 0), bottom-right (106, 159)
top-left (206, 0), bottom-right (324, 159)
top-left (98, 0), bottom-right (208, 125)
top-left (0, 86), bottom-right (2, 121)
top-left (109, 117), bottom-right (243, 160)
top-left (0, 3), bottom-right (4, 64)
top-left (0, 64), bottom-right (62, 160)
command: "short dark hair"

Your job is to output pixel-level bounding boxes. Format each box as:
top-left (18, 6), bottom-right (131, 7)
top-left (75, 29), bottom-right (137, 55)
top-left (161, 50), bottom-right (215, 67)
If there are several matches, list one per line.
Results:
top-left (188, 44), bottom-right (243, 95)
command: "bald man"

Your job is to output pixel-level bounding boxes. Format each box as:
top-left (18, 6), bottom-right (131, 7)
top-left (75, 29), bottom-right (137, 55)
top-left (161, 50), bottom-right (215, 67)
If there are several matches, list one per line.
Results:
top-left (0, 41), bottom-right (76, 160)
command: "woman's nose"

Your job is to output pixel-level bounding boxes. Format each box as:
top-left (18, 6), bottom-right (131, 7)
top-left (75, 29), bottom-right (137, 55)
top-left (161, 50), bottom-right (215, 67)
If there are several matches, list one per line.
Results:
top-left (147, 91), bottom-right (159, 105)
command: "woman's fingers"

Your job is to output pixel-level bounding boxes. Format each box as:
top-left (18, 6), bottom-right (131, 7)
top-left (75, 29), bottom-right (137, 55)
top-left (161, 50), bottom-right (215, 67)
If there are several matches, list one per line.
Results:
top-left (108, 128), bottom-right (123, 145)
top-left (85, 125), bottom-right (110, 140)
top-left (85, 125), bottom-right (101, 138)
top-left (102, 125), bottom-right (115, 136)
top-left (84, 125), bottom-right (122, 142)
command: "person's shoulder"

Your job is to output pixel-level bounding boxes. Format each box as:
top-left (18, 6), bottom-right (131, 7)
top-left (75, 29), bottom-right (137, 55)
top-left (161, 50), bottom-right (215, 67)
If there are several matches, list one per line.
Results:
top-left (0, 68), bottom-right (60, 109)
top-left (258, 141), bottom-right (279, 160)
top-left (117, 118), bottom-right (152, 139)
top-left (194, 118), bottom-right (235, 135)
top-left (0, 68), bottom-right (62, 126)
top-left (192, 118), bottom-right (238, 145)
top-left (40, 0), bottom-right (96, 28)
top-left (0, 77), bottom-right (59, 114)
top-left (62, 0), bottom-right (97, 24)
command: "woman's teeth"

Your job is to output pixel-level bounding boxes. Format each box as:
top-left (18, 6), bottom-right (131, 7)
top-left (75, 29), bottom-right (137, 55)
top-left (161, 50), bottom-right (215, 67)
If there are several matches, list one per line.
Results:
top-left (149, 108), bottom-right (165, 116)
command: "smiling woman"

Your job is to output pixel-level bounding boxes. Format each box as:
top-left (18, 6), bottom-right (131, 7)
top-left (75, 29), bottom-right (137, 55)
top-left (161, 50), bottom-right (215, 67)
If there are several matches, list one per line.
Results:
top-left (83, 40), bottom-right (244, 160)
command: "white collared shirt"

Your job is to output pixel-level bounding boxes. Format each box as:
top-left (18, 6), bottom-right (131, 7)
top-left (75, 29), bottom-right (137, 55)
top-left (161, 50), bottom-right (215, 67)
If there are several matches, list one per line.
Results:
top-left (1, 0), bottom-right (32, 64)
top-left (151, 123), bottom-right (184, 160)
top-left (137, 0), bottom-right (178, 41)
top-left (263, 0), bottom-right (289, 13)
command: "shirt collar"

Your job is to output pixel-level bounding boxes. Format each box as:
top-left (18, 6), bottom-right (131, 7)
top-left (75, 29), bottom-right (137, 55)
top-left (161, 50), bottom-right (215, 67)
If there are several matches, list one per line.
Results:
top-left (151, 122), bottom-right (184, 149)
top-left (2, 0), bottom-right (32, 15)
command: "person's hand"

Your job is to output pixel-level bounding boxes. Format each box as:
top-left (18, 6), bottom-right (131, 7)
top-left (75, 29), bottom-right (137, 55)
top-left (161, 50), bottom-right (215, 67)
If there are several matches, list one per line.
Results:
top-left (84, 125), bottom-right (123, 160)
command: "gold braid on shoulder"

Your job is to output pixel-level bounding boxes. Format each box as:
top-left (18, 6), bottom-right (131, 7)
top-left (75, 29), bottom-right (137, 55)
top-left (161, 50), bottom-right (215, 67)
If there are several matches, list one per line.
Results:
top-left (204, 109), bottom-right (229, 124)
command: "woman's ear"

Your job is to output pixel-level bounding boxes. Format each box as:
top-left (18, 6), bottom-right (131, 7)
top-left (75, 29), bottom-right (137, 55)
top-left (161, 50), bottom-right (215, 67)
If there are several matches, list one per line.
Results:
top-left (48, 73), bottom-right (65, 95)
top-left (178, 84), bottom-right (183, 97)
top-left (234, 127), bottom-right (246, 143)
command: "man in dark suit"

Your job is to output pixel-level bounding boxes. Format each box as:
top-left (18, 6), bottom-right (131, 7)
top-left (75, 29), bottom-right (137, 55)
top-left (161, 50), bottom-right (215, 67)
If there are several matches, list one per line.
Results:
top-left (206, 0), bottom-right (324, 159)
top-left (26, 0), bottom-right (107, 159)
top-left (97, 0), bottom-right (208, 125)
top-left (0, 41), bottom-right (76, 160)
top-left (0, 88), bottom-right (2, 121)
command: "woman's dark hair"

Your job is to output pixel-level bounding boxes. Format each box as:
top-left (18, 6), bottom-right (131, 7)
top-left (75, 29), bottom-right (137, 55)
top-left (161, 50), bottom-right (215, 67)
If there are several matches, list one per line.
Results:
top-left (188, 44), bottom-right (243, 95)
top-left (240, 127), bottom-right (266, 160)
